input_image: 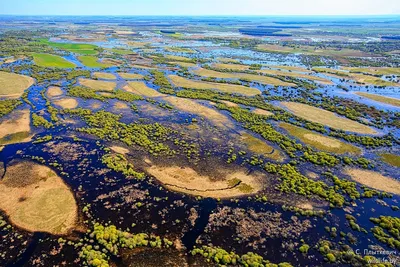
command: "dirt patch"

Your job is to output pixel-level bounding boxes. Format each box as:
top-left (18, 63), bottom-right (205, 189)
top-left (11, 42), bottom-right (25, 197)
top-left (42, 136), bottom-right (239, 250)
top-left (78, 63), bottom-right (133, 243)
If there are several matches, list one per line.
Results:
top-left (110, 146), bottom-right (130, 155)
top-left (54, 98), bottom-right (78, 109)
top-left (281, 102), bottom-right (377, 135)
top-left (0, 161), bottom-right (77, 234)
top-left (0, 71), bottom-right (34, 98)
top-left (146, 165), bottom-right (264, 198)
top-left (79, 78), bottom-right (116, 91)
top-left (345, 168), bottom-right (400, 195)
top-left (0, 109), bottom-right (32, 145)
top-left (47, 86), bottom-right (63, 97)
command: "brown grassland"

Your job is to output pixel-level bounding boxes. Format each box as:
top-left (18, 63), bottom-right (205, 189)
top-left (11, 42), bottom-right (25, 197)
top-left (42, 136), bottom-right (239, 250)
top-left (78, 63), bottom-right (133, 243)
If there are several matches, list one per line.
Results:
top-left (79, 78), bottom-right (116, 91)
top-left (0, 71), bottom-right (34, 98)
top-left (356, 92), bottom-right (400, 107)
top-left (281, 102), bottom-right (377, 135)
top-left (0, 161), bottom-right (77, 234)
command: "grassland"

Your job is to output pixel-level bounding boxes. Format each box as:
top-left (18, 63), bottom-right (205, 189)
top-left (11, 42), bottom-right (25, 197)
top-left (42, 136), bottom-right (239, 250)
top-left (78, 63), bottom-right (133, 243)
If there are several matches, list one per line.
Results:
top-left (124, 82), bottom-right (163, 97)
top-left (92, 72), bottom-right (117, 80)
top-left (240, 132), bottom-right (285, 161)
top-left (165, 47), bottom-right (196, 53)
top-left (379, 153), bottom-right (400, 167)
top-left (356, 92), bottom-right (400, 107)
top-left (54, 98), bottom-right (78, 109)
top-left (258, 69), bottom-right (332, 84)
top-left (279, 122), bottom-right (361, 155)
top-left (0, 161), bottom-right (77, 234)
top-left (146, 165), bottom-right (263, 198)
top-left (46, 86), bottom-right (63, 97)
top-left (32, 53), bottom-right (76, 68)
top-left (40, 39), bottom-right (98, 55)
top-left (118, 73), bottom-right (144, 79)
top-left (281, 102), bottom-right (377, 135)
top-left (79, 78), bottom-right (116, 91)
top-left (169, 75), bottom-right (261, 96)
top-left (0, 71), bottom-right (34, 97)
top-left (0, 110), bottom-right (32, 145)
top-left (78, 55), bottom-right (112, 68)
top-left (169, 61), bottom-right (197, 68)
top-left (343, 67), bottom-right (400, 76)
top-left (345, 168), bottom-right (400, 195)
top-left (211, 63), bottom-right (250, 71)
top-left (164, 55), bottom-right (195, 62)
top-left (257, 44), bottom-right (371, 57)
top-left (194, 68), bottom-right (295, 87)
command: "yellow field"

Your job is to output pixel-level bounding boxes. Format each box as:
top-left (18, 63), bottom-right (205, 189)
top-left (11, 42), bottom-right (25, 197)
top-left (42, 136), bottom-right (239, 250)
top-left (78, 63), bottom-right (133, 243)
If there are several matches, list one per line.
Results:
top-left (356, 92), bottom-right (400, 107)
top-left (0, 161), bottom-right (77, 234)
top-left (169, 75), bottom-right (261, 96)
top-left (79, 78), bottom-right (116, 91)
top-left (164, 55), bottom-right (194, 62)
top-left (92, 72), bottom-right (117, 80)
top-left (0, 71), bottom-right (34, 97)
top-left (271, 65), bottom-right (311, 73)
top-left (118, 72), bottom-right (144, 79)
top-left (281, 102), bottom-right (377, 134)
top-left (193, 68), bottom-right (294, 87)
top-left (279, 122), bottom-right (361, 155)
top-left (169, 61), bottom-right (197, 68)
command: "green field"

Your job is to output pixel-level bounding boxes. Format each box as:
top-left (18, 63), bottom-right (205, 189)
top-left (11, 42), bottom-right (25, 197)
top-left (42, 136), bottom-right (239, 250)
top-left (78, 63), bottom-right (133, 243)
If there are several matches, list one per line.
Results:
top-left (40, 39), bottom-right (98, 55)
top-left (32, 53), bottom-right (76, 68)
top-left (78, 56), bottom-right (112, 68)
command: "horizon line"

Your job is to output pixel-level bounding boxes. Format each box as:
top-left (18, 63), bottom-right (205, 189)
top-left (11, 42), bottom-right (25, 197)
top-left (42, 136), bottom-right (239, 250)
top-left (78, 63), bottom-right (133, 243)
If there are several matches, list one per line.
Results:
top-left (1, 14), bottom-right (399, 17)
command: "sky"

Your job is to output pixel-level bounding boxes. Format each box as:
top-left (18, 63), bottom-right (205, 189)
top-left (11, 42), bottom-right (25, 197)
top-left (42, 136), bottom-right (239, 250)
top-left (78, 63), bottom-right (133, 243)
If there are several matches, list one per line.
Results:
top-left (1, 0), bottom-right (400, 16)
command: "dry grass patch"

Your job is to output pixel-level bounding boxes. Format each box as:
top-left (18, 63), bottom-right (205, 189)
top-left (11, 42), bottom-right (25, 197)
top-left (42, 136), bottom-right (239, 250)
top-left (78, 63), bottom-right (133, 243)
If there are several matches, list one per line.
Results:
top-left (356, 92), bottom-right (400, 107)
top-left (280, 122), bottom-right (361, 155)
top-left (114, 102), bottom-right (129, 110)
top-left (271, 65), bottom-right (311, 73)
top-left (281, 102), bottom-right (377, 135)
top-left (124, 82), bottom-right (163, 97)
top-left (79, 78), bottom-right (116, 91)
top-left (169, 61), bottom-right (197, 68)
top-left (92, 72), bottom-right (117, 80)
top-left (350, 73), bottom-right (398, 87)
top-left (47, 86), bottom-right (63, 97)
top-left (194, 68), bottom-right (294, 87)
top-left (240, 132), bottom-right (285, 161)
top-left (0, 161), bottom-right (77, 234)
top-left (219, 100), bottom-right (238, 107)
top-left (345, 168), bottom-right (400, 195)
top-left (118, 73), bottom-right (144, 79)
top-left (0, 110), bottom-right (32, 145)
top-left (0, 71), bottom-right (34, 98)
top-left (211, 63), bottom-right (250, 71)
top-left (258, 69), bottom-right (332, 85)
top-left (169, 75), bottom-right (261, 96)
top-left (54, 98), bottom-right (78, 109)
top-left (253, 108), bottom-right (273, 116)
top-left (343, 67), bottom-right (400, 76)
top-left (164, 96), bottom-right (233, 129)
top-left (110, 146), bottom-right (129, 155)
top-left (146, 165), bottom-right (263, 198)
top-left (379, 153), bottom-right (400, 167)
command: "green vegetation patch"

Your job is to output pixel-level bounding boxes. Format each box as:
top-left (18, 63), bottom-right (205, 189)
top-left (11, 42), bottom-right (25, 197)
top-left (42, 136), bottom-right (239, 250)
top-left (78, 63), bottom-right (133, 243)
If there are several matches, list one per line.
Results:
top-left (40, 39), bottom-right (98, 55)
top-left (32, 53), bottom-right (76, 68)
top-left (78, 55), bottom-right (113, 68)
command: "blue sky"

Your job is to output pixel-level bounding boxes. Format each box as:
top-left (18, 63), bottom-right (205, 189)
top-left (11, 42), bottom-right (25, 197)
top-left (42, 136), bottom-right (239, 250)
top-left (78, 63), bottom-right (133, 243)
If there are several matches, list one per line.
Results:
top-left (1, 0), bottom-right (399, 16)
